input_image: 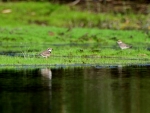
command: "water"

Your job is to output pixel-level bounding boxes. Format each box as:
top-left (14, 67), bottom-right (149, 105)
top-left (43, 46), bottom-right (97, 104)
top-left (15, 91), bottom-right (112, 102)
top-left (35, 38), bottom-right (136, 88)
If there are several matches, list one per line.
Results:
top-left (0, 65), bottom-right (150, 113)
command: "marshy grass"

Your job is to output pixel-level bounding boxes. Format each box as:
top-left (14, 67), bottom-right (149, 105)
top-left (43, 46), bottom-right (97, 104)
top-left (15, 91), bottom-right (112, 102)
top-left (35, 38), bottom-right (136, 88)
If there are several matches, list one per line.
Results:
top-left (0, 26), bottom-right (150, 65)
top-left (1, 46), bottom-right (150, 66)
top-left (0, 54), bottom-right (150, 66)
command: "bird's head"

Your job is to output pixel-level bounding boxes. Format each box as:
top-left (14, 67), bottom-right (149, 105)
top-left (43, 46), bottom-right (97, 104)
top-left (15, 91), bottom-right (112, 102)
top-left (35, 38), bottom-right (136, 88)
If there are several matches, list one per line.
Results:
top-left (47, 48), bottom-right (52, 53)
top-left (117, 40), bottom-right (122, 44)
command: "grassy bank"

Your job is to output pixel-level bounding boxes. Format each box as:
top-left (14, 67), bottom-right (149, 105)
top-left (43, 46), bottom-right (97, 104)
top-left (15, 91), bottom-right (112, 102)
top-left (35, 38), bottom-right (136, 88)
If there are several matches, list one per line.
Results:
top-left (0, 2), bottom-right (150, 66)
top-left (0, 26), bottom-right (150, 65)
top-left (0, 54), bottom-right (150, 66)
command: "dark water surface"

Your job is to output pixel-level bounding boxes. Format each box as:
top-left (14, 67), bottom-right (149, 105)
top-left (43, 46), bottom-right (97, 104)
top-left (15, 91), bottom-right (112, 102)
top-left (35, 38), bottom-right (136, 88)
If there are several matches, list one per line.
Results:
top-left (0, 65), bottom-right (150, 113)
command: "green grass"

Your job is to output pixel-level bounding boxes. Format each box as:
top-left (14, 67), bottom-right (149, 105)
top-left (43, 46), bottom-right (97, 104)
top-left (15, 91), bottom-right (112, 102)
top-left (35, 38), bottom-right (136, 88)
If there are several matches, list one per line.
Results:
top-left (0, 2), bottom-right (150, 66)
top-left (1, 44), bottom-right (150, 66)
top-left (0, 26), bottom-right (150, 66)
top-left (0, 53), bottom-right (150, 66)
top-left (0, 26), bottom-right (149, 44)
top-left (0, 2), bottom-right (150, 29)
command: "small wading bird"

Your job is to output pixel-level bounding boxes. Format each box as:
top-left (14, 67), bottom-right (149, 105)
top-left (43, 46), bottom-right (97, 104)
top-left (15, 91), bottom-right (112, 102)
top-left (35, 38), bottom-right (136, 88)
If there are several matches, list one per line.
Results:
top-left (40, 48), bottom-right (52, 58)
top-left (117, 40), bottom-right (132, 49)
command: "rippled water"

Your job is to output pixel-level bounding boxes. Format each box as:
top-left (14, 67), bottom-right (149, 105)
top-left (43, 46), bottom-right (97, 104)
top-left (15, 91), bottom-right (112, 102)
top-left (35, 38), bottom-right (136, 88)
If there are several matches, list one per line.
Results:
top-left (0, 65), bottom-right (150, 113)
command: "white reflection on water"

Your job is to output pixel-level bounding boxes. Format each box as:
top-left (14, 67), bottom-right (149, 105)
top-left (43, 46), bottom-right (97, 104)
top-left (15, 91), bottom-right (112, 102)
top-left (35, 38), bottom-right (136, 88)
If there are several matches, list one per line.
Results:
top-left (40, 68), bottom-right (52, 80)
top-left (40, 68), bottom-right (52, 90)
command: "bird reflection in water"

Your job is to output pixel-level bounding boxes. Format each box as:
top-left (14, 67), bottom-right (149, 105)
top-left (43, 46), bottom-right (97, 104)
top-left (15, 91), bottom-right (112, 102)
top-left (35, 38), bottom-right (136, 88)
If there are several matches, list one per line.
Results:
top-left (40, 68), bottom-right (52, 89)
top-left (40, 68), bottom-right (52, 80)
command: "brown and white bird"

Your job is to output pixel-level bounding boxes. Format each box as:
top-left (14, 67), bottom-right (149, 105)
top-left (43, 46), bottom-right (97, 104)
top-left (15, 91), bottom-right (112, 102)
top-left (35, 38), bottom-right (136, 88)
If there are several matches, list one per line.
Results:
top-left (117, 40), bottom-right (132, 49)
top-left (40, 48), bottom-right (52, 58)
